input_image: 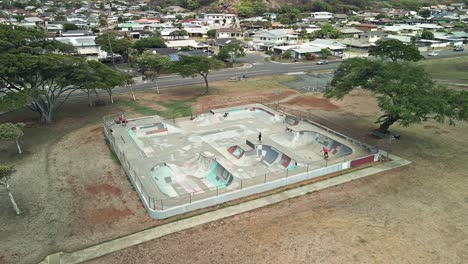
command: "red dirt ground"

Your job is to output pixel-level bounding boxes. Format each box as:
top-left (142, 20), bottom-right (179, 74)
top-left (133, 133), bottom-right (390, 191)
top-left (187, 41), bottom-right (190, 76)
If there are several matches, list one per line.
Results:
top-left (283, 95), bottom-right (339, 111)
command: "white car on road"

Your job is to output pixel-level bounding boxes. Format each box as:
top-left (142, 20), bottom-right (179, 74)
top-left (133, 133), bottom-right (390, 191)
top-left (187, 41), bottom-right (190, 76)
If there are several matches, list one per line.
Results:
top-left (428, 51), bottom-right (439, 56)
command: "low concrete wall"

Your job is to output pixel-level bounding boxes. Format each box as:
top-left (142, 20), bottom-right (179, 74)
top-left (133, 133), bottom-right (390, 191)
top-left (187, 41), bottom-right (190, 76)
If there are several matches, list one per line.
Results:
top-left (147, 163), bottom-right (344, 219)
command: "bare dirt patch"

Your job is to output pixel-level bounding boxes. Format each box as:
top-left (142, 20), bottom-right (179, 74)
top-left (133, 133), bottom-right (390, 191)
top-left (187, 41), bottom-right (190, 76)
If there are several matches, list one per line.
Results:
top-left (88, 208), bottom-right (134, 225)
top-left (85, 184), bottom-right (122, 196)
top-left (282, 95), bottom-right (338, 111)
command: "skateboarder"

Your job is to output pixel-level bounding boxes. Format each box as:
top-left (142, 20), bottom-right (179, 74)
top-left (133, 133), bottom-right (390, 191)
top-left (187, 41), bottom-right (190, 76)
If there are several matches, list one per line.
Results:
top-left (322, 146), bottom-right (329, 159)
top-left (258, 132), bottom-right (262, 143)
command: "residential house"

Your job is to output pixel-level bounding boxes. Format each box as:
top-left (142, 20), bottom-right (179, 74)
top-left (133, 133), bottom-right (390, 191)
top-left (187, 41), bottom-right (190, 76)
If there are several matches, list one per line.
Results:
top-left (354, 23), bottom-right (379, 32)
top-left (61, 30), bottom-right (93, 37)
top-left (263, 13), bottom-right (277, 21)
top-left (337, 27), bottom-right (363, 38)
top-left (357, 31), bottom-right (388, 43)
top-left (216, 28), bottom-right (243, 39)
top-left (55, 37), bottom-right (100, 60)
top-left (197, 13), bottom-right (238, 28)
top-left (165, 40), bottom-right (210, 51)
top-left (252, 29), bottom-right (298, 50)
top-left (272, 39), bottom-right (346, 59)
top-left (310, 12), bottom-right (333, 20)
top-left (24, 17), bottom-right (44, 25)
top-left (340, 38), bottom-right (374, 51)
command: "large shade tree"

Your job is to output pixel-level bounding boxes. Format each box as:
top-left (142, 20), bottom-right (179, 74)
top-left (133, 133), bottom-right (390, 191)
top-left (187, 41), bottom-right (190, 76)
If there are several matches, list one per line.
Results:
top-left (171, 55), bottom-right (224, 94)
top-left (76, 61), bottom-right (130, 104)
top-left (138, 51), bottom-right (171, 93)
top-left (326, 58), bottom-right (468, 133)
top-left (0, 25), bottom-right (128, 123)
top-left (0, 165), bottom-right (21, 215)
top-left (132, 36), bottom-right (166, 53)
top-left (369, 39), bottom-right (424, 62)
top-left (95, 32), bottom-right (132, 62)
top-left (217, 43), bottom-right (246, 63)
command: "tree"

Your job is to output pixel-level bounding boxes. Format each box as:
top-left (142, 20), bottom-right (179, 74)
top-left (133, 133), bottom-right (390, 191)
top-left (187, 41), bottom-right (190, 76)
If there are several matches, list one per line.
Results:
top-left (0, 123), bottom-right (25, 154)
top-left (81, 61), bottom-right (129, 104)
top-left (321, 48), bottom-right (331, 58)
top-left (138, 51), bottom-right (171, 93)
top-left (0, 165), bottom-right (21, 215)
top-left (0, 26), bottom-right (125, 123)
top-left (313, 22), bottom-right (339, 39)
top-left (99, 15), bottom-right (108, 28)
top-left (421, 30), bottom-right (434, 40)
top-left (278, 9), bottom-right (301, 25)
top-left (235, 0), bottom-right (266, 17)
top-left (419, 9), bottom-right (431, 19)
top-left (132, 36), bottom-right (167, 53)
top-left (63, 23), bottom-right (79, 31)
top-left (283, 50), bottom-right (293, 59)
top-left (169, 30), bottom-right (188, 40)
top-left (217, 43), bottom-right (245, 63)
top-left (171, 55), bottom-right (224, 94)
top-left (0, 53), bottom-right (89, 123)
top-left (326, 58), bottom-right (468, 133)
top-left (95, 32), bottom-right (132, 62)
top-left (369, 39), bottom-right (424, 62)
top-left (207, 29), bottom-right (217, 38)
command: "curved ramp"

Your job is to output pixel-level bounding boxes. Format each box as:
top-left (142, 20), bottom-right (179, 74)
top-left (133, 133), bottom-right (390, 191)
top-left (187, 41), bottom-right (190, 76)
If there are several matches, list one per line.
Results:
top-left (227, 144), bottom-right (297, 170)
top-left (272, 130), bottom-right (352, 157)
top-left (185, 154), bottom-right (233, 187)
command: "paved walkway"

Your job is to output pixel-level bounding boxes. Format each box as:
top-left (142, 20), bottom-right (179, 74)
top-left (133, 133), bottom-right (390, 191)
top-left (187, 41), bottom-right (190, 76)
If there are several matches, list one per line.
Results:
top-left (41, 154), bottom-right (410, 264)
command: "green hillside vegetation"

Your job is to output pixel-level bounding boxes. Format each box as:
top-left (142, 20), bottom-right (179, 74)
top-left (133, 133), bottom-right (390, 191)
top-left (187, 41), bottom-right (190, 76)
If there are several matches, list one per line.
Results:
top-left (151, 0), bottom-right (468, 14)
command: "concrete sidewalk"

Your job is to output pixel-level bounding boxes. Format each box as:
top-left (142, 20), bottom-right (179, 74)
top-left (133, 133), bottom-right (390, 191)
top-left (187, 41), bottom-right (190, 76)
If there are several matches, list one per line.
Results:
top-left (41, 155), bottom-right (410, 264)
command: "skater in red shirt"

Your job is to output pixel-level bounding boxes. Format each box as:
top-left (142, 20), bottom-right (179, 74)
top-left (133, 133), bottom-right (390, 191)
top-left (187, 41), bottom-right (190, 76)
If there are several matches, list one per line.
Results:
top-left (322, 147), bottom-right (329, 159)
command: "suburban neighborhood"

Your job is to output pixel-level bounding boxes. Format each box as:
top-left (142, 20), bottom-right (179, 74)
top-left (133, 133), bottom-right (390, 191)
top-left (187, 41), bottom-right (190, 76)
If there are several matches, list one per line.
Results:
top-left (0, 0), bottom-right (467, 264)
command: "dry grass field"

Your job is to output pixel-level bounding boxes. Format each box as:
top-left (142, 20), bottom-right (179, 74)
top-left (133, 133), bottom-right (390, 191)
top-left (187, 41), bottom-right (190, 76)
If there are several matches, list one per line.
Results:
top-left (0, 77), bottom-right (467, 264)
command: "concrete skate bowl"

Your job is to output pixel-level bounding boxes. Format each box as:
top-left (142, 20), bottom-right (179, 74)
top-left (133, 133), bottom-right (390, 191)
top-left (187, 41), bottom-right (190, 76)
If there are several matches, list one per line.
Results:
top-left (150, 163), bottom-right (182, 198)
top-left (272, 130), bottom-right (353, 158)
top-left (185, 154), bottom-right (234, 188)
top-left (227, 144), bottom-right (297, 170)
top-left (193, 106), bottom-right (285, 126)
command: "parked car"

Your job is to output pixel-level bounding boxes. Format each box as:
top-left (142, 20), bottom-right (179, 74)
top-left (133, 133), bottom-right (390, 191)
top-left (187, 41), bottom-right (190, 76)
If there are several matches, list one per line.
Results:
top-left (428, 51), bottom-right (439, 56)
top-left (316, 60), bottom-right (329, 65)
top-left (453, 46), bottom-right (464, 52)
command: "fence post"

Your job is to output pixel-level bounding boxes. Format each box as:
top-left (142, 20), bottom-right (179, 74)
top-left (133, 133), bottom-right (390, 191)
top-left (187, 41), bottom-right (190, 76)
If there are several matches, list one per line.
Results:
top-left (161, 199), bottom-right (164, 210)
top-left (264, 173), bottom-right (267, 183)
top-left (286, 169), bottom-right (288, 178)
top-left (189, 192), bottom-right (192, 203)
top-left (240, 180), bottom-right (243, 190)
top-left (307, 164), bottom-right (309, 172)
top-left (216, 186), bottom-right (219, 196)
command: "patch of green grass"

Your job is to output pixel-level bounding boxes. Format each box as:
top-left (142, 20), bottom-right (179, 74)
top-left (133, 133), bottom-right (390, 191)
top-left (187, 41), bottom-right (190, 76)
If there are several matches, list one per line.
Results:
top-left (421, 56), bottom-right (468, 83)
top-left (155, 97), bottom-right (198, 118)
top-left (114, 100), bottom-right (160, 116)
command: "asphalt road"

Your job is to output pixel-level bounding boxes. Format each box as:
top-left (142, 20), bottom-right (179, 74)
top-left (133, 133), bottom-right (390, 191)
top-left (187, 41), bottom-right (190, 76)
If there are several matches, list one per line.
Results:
top-left (12, 50), bottom-right (468, 102)
top-left (68, 53), bottom-right (341, 100)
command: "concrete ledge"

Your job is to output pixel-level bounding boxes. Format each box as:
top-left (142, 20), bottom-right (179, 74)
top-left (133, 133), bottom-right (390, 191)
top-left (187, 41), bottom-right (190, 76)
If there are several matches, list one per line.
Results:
top-left (40, 155), bottom-right (411, 264)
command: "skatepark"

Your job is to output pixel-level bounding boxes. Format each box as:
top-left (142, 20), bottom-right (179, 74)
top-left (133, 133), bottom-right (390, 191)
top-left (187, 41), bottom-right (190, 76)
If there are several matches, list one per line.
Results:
top-left (103, 104), bottom-right (378, 219)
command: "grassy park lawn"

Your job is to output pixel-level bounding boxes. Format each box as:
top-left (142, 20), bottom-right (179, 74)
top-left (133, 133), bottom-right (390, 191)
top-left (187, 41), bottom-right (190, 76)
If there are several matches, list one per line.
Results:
top-left (421, 55), bottom-right (468, 84)
top-left (0, 76), bottom-right (467, 264)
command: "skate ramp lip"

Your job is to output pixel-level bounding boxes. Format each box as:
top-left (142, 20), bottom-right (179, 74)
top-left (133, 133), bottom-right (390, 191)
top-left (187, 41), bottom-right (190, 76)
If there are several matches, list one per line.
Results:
top-left (273, 130), bottom-right (353, 157)
top-left (227, 143), bottom-right (297, 170)
top-left (193, 106), bottom-right (285, 126)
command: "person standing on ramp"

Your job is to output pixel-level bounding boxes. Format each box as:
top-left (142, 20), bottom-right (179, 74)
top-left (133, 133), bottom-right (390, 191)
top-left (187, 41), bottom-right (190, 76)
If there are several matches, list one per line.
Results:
top-left (258, 132), bottom-right (262, 143)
